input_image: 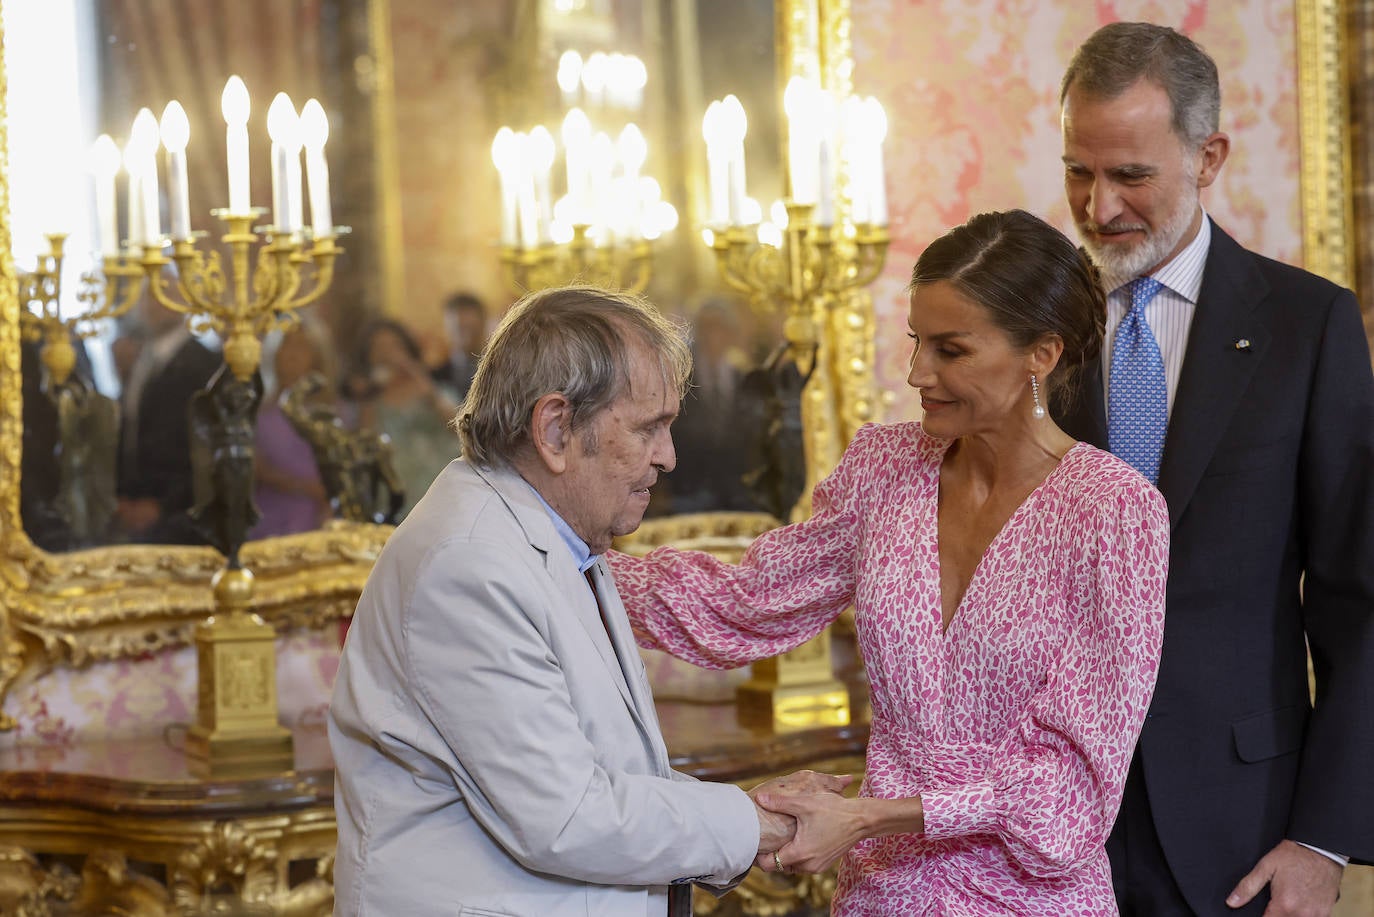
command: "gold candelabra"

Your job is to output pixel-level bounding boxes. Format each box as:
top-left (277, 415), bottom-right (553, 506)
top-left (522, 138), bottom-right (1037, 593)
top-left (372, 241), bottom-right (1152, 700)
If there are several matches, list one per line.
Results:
top-left (140, 210), bottom-right (343, 775)
top-left (710, 204), bottom-right (888, 361)
top-left (499, 224), bottom-right (653, 294)
top-left (17, 233), bottom-right (146, 384)
top-left (708, 204), bottom-right (887, 732)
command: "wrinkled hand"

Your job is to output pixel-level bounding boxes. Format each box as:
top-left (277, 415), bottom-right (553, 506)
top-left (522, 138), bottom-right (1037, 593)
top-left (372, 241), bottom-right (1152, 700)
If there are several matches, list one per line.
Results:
top-left (748, 771), bottom-right (850, 867)
top-left (1226, 840), bottom-right (1343, 915)
top-left (754, 792), bottom-right (870, 875)
top-left (753, 800), bottom-right (795, 855)
top-left (750, 770), bottom-right (853, 800)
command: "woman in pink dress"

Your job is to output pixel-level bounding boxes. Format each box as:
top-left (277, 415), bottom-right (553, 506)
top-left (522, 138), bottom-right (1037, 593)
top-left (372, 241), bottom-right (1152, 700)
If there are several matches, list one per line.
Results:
top-left (609, 210), bottom-right (1168, 915)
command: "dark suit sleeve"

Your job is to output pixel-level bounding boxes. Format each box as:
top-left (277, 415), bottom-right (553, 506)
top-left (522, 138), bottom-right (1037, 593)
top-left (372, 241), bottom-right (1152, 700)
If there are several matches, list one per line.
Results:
top-left (1286, 288), bottom-right (1374, 863)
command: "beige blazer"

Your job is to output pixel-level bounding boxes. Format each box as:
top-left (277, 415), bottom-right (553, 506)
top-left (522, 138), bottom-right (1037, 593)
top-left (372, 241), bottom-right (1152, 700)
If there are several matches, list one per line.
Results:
top-left (329, 460), bottom-right (758, 916)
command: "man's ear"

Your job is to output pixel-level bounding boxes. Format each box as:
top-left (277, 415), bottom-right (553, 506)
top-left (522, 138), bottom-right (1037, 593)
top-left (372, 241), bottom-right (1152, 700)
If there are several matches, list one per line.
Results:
top-left (1196, 131), bottom-right (1230, 189)
top-left (529, 392), bottom-right (573, 474)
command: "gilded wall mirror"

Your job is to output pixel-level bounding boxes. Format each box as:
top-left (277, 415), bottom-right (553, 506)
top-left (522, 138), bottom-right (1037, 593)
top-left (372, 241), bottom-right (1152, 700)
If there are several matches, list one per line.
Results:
top-left (0, 0), bottom-right (841, 727)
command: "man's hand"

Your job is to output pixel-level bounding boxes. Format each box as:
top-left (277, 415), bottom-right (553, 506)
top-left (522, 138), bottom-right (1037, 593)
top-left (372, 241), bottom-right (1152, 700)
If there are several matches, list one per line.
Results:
top-left (754, 792), bottom-right (872, 874)
top-left (754, 800), bottom-right (795, 855)
top-left (1226, 840), bottom-right (1343, 915)
top-left (750, 770), bottom-right (853, 799)
top-left (748, 770), bottom-right (851, 866)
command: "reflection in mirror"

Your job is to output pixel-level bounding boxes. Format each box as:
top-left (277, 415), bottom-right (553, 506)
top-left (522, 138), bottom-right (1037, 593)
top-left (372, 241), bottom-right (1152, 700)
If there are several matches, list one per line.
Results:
top-left (6, 0), bottom-right (799, 555)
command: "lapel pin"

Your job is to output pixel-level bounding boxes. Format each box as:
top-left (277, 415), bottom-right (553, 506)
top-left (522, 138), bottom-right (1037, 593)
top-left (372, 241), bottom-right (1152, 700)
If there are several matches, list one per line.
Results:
top-left (1233, 339), bottom-right (1251, 351)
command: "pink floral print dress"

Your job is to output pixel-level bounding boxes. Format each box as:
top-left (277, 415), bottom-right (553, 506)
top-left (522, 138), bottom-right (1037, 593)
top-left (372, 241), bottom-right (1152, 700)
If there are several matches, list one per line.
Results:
top-left (609, 422), bottom-right (1168, 916)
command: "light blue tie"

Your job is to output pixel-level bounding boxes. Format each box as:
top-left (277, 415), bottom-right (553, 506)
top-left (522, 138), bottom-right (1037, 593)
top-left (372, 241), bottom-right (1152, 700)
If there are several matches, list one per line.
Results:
top-left (1109, 277), bottom-right (1167, 484)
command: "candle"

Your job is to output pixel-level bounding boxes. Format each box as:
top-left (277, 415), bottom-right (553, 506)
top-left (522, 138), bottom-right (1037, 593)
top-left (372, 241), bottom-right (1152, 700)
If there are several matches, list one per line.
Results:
top-left (589, 131), bottom-right (615, 243)
top-left (221, 76), bottom-right (251, 213)
top-left (300, 98), bottom-right (333, 238)
top-left (123, 139), bottom-right (142, 249)
top-left (817, 90), bottom-right (836, 227)
top-left (561, 109), bottom-right (591, 224)
top-left (160, 101), bottom-right (192, 240)
top-left (783, 78), bottom-right (818, 206)
top-left (89, 135), bottom-right (121, 257)
top-left (491, 127), bottom-right (520, 246)
top-left (866, 97), bottom-right (889, 226)
top-left (844, 96), bottom-right (871, 226)
top-left (527, 126), bottom-right (556, 244)
top-left (720, 95), bottom-right (748, 226)
top-left (626, 56), bottom-right (647, 111)
top-left (557, 51), bottom-right (582, 107)
top-left (617, 124), bottom-right (647, 240)
top-left (512, 132), bottom-right (539, 249)
top-left (131, 108), bottom-right (161, 244)
top-left (582, 52), bottom-right (608, 108)
top-left (267, 92), bottom-right (301, 233)
top-left (702, 101), bottom-right (729, 227)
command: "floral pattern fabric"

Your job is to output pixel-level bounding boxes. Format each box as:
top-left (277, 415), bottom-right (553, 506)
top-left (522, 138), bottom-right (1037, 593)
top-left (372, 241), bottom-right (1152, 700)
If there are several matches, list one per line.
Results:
top-left (609, 422), bottom-right (1168, 915)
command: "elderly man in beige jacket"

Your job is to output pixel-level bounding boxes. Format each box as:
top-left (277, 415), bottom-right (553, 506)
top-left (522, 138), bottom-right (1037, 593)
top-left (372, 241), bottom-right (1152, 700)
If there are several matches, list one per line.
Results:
top-left (329, 286), bottom-right (841, 917)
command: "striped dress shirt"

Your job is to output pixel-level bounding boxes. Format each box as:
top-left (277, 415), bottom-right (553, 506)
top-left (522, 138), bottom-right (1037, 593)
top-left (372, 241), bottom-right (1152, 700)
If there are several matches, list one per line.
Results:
top-left (1102, 216), bottom-right (1210, 419)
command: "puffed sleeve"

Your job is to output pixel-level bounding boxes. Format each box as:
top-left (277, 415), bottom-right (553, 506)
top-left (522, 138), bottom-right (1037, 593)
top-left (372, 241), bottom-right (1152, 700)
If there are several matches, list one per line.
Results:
top-left (920, 478), bottom-right (1169, 878)
top-left (608, 424), bottom-right (885, 668)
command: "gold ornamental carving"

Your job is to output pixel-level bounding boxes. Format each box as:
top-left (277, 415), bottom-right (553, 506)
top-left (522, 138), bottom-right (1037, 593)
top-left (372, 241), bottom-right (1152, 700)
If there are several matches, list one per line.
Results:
top-left (1296, 0), bottom-right (1353, 289)
top-left (169, 821), bottom-right (276, 913)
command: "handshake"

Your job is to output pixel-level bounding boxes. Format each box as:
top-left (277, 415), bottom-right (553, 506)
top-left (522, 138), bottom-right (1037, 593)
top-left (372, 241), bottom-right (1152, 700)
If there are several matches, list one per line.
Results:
top-left (749, 769), bottom-right (857, 875)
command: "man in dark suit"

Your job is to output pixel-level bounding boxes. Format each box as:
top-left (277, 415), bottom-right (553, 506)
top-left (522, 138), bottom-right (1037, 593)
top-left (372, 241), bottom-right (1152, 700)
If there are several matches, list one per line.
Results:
top-left (116, 299), bottom-right (221, 544)
top-left (1055, 22), bottom-right (1374, 916)
top-left (431, 291), bottom-right (488, 401)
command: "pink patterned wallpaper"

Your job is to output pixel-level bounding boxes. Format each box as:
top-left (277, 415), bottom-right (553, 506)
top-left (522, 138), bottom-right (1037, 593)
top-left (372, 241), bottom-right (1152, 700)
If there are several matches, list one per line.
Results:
top-left (853, 0), bottom-right (1302, 420)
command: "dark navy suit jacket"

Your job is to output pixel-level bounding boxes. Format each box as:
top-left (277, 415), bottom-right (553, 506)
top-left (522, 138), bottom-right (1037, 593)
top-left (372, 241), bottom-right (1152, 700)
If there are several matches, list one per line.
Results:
top-left (1056, 220), bottom-right (1374, 914)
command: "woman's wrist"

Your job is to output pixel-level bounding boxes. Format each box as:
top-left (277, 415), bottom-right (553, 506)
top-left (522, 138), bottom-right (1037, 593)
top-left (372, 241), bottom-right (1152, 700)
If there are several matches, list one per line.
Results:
top-left (859, 795), bottom-right (925, 838)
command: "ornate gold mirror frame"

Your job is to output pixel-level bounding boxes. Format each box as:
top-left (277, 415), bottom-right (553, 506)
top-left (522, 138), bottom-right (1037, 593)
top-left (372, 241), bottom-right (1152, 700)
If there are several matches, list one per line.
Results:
top-left (1298, 0), bottom-right (1354, 290)
top-left (0, 7), bottom-right (391, 729)
top-left (0, 0), bottom-right (1356, 726)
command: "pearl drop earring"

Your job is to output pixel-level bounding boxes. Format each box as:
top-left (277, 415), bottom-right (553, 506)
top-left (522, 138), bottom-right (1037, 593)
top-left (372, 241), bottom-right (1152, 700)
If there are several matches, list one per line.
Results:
top-left (1030, 373), bottom-right (1046, 419)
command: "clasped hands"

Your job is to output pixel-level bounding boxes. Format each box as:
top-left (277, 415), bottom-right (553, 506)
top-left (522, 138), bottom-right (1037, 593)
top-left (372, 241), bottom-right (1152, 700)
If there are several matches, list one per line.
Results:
top-left (750, 769), bottom-right (862, 876)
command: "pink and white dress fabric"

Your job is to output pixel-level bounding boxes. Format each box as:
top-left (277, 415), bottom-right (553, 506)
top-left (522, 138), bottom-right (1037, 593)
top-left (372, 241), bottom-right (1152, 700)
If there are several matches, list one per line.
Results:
top-left (609, 422), bottom-right (1168, 916)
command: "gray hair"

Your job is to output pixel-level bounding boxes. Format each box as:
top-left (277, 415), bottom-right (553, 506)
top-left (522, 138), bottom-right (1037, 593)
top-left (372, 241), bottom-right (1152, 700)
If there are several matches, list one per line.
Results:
top-left (1061, 22), bottom-right (1220, 147)
top-left (457, 285), bottom-right (691, 469)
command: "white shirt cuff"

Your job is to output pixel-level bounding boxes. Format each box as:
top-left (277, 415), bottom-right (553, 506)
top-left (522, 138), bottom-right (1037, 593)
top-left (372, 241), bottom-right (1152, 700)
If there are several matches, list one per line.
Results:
top-left (1296, 842), bottom-right (1349, 867)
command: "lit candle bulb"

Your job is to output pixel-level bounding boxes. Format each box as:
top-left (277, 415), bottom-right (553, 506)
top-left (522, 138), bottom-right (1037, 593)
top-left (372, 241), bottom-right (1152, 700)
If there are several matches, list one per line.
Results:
top-left (515, 131), bottom-right (540, 249)
top-left (783, 77), bottom-right (819, 206)
top-left (557, 51), bottom-right (582, 107)
top-left (561, 108), bottom-right (591, 225)
top-left (527, 125), bottom-right (556, 244)
top-left (160, 101), bottom-right (192, 240)
top-left (131, 108), bottom-right (161, 245)
top-left (221, 75), bottom-right (251, 213)
top-left (865, 96), bottom-right (888, 226)
top-left (617, 124), bottom-right (647, 240)
top-left (491, 127), bottom-right (520, 246)
top-left (719, 95), bottom-right (748, 226)
top-left (702, 101), bottom-right (728, 227)
top-left (123, 138), bottom-right (143, 249)
top-left (843, 96), bottom-right (871, 226)
top-left (89, 135), bottom-right (121, 257)
top-left (300, 99), bottom-right (333, 238)
top-left (267, 92), bottom-right (302, 233)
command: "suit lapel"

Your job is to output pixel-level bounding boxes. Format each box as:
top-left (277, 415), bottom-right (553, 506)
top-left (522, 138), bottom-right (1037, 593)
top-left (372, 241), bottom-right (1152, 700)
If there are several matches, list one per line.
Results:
top-left (588, 560), bottom-right (671, 774)
top-left (1156, 224), bottom-right (1269, 528)
top-left (470, 463), bottom-right (646, 723)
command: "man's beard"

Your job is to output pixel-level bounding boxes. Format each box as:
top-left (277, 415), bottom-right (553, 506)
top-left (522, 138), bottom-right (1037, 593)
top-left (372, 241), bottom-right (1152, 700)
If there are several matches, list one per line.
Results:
top-left (1077, 184), bottom-right (1198, 292)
